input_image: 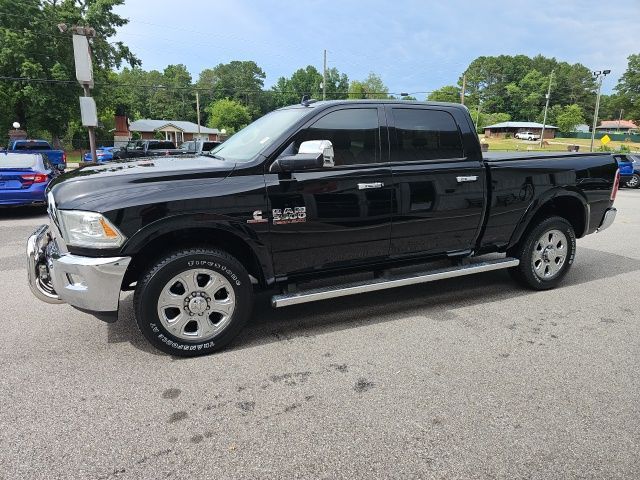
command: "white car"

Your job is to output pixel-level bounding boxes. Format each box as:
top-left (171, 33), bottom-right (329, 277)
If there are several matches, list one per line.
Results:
top-left (515, 131), bottom-right (540, 141)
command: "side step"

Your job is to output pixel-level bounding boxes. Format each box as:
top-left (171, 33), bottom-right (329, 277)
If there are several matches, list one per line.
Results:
top-left (271, 257), bottom-right (519, 308)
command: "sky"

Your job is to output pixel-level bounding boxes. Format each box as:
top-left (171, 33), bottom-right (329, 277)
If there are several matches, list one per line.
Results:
top-left (113, 0), bottom-right (639, 96)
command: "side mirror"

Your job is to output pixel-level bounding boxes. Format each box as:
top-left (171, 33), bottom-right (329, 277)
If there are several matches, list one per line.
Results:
top-left (269, 140), bottom-right (335, 173)
top-left (298, 140), bottom-right (334, 168)
top-left (56, 164), bottom-right (66, 172)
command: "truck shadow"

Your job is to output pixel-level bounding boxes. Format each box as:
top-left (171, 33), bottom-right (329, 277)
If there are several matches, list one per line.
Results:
top-left (107, 247), bottom-right (640, 356)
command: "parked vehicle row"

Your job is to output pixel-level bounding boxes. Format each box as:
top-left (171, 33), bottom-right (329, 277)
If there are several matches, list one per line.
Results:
top-left (26, 99), bottom-right (619, 356)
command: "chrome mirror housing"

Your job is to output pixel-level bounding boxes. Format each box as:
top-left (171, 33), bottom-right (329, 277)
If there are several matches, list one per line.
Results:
top-left (299, 140), bottom-right (334, 168)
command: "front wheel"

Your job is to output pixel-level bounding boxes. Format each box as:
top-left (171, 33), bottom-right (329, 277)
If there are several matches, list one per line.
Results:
top-left (626, 174), bottom-right (640, 189)
top-left (509, 216), bottom-right (576, 290)
top-left (134, 248), bottom-right (253, 356)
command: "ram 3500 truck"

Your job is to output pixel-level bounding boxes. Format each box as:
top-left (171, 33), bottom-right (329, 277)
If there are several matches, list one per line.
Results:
top-left (27, 100), bottom-right (619, 356)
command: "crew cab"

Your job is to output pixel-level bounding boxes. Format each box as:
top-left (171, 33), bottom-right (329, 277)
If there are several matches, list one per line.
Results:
top-left (7, 139), bottom-right (66, 170)
top-left (27, 100), bottom-right (619, 356)
top-left (113, 140), bottom-right (182, 159)
top-left (515, 131), bottom-right (540, 141)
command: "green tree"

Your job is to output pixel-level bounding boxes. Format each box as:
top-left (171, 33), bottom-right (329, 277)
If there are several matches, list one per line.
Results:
top-left (205, 99), bottom-right (251, 134)
top-left (554, 104), bottom-right (585, 133)
top-left (348, 73), bottom-right (390, 99)
top-left (458, 55), bottom-right (596, 121)
top-left (0, 0), bottom-right (138, 143)
top-left (475, 112), bottom-right (511, 132)
top-left (196, 61), bottom-right (266, 118)
top-left (615, 53), bottom-right (640, 123)
top-left (427, 85), bottom-right (460, 103)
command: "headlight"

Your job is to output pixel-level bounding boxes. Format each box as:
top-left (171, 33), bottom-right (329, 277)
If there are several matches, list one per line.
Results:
top-left (58, 210), bottom-right (126, 248)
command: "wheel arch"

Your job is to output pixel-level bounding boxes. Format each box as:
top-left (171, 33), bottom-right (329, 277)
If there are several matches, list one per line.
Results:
top-left (121, 223), bottom-right (273, 290)
top-left (508, 188), bottom-right (589, 251)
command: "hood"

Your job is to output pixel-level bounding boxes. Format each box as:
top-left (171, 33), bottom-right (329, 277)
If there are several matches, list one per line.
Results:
top-left (49, 155), bottom-right (236, 211)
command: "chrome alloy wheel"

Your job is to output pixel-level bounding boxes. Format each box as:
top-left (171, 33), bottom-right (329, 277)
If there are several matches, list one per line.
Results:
top-left (156, 268), bottom-right (235, 342)
top-left (627, 174), bottom-right (639, 188)
top-left (532, 229), bottom-right (568, 280)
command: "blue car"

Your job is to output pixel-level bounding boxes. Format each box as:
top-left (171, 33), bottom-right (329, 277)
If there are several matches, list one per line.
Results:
top-left (0, 153), bottom-right (61, 207)
top-left (624, 154), bottom-right (640, 189)
top-left (83, 146), bottom-right (116, 163)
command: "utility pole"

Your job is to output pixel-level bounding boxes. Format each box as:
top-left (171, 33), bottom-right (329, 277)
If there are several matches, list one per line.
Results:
top-left (196, 91), bottom-right (201, 140)
top-left (590, 69), bottom-right (610, 152)
top-left (617, 109), bottom-right (624, 132)
top-left (322, 49), bottom-right (327, 101)
top-left (539, 70), bottom-right (554, 148)
top-left (461, 73), bottom-right (466, 105)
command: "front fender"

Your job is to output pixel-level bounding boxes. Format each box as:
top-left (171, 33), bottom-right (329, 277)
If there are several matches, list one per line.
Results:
top-left (121, 213), bottom-right (274, 285)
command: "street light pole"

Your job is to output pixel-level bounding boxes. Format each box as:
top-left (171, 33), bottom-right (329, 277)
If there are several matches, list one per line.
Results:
top-left (539, 70), bottom-right (554, 148)
top-left (590, 69), bottom-right (610, 152)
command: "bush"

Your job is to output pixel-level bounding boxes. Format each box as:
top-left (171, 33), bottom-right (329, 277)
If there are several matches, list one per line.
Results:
top-left (618, 144), bottom-right (631, 153)
top-left (505, 133), bottom-right (512, 139)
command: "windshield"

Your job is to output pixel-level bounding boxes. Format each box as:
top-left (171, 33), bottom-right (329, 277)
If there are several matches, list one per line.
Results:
top-left (210, 108), bottom-right (310, 162)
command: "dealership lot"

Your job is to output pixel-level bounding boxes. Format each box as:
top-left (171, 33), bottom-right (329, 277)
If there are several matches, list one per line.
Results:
top-left (1, 191), bottom-right (639, 479)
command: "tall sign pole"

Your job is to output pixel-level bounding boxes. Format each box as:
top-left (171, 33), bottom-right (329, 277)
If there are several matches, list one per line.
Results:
top-left (65, 25), bottom-right (98, 163)
top-left (539, 70), bottom-right (554, 148)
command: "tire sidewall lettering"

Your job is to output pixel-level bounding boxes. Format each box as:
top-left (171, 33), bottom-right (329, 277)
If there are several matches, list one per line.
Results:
top-left (186, 259), bottom-right (241, 286)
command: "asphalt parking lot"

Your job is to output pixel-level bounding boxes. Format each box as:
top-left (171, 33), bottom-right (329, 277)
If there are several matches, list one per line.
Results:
top-left (1, 190), bottom-right (639, 480)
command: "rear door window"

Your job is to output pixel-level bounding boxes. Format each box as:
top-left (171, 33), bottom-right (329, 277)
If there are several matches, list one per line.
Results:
top-left (391, 108), bottom-right (463, 161)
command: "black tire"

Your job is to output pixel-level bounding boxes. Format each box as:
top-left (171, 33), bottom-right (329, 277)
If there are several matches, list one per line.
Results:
top-left (509, 216), bottom-right (576, 290)
top-left (626, 174), bottom-right (640, 189)
top-left (134, 247), bottom-right (253, 356)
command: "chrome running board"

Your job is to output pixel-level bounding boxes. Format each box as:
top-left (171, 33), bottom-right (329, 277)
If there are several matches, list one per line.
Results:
top-left (272, 257), bottom-right (520, 308)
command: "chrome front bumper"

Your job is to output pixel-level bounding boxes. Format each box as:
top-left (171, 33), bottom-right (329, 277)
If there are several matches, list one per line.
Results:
top-left (597, 208), bottom-right (617, 232)
top-left (27, 224), bottom-right (131, 315)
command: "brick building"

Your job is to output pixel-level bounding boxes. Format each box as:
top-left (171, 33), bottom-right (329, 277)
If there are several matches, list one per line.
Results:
top-left (484, 121), bottom-right (558, 139)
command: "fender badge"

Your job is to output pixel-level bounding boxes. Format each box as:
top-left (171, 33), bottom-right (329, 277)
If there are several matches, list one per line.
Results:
top-left (247, 210), bottom-right (268, 224)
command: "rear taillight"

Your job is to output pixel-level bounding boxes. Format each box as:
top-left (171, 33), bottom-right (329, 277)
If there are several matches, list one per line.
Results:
top-left (21, 174), bottom-right (48, 186)
top-left (611, 169), bottom-right (620, 201)
top-left (62, 152), bottom-right (67, 163)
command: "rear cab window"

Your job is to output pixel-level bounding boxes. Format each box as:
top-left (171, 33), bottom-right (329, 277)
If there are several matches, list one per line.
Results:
top-left (13, 141), bottom-right (51, 151)
top-left (390, 108), bottom-right (464, 161)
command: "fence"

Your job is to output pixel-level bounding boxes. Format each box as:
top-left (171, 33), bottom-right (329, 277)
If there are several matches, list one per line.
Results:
top-left (561, 132), bottom-right (640, 142)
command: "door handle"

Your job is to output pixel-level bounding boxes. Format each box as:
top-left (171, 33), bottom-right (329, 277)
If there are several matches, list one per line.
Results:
top-left (456, 176), bottom-right (478, 183)
top-left (358, 182), bottom-right (384, 190)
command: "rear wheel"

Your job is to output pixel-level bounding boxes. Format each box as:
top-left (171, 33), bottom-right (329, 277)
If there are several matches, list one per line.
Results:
top-left (626, 174), bottom-right (640, 189)
top-left (509, 216), bottom-right (576, 290)
top-left (134, 247), bottom-right (253, 356)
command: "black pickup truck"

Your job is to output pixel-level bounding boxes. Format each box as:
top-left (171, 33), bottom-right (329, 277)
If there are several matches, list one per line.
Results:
top-left (113, 140), bottom-right (183, 159)
top-left (27, 100), bottom-right (619, 356)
